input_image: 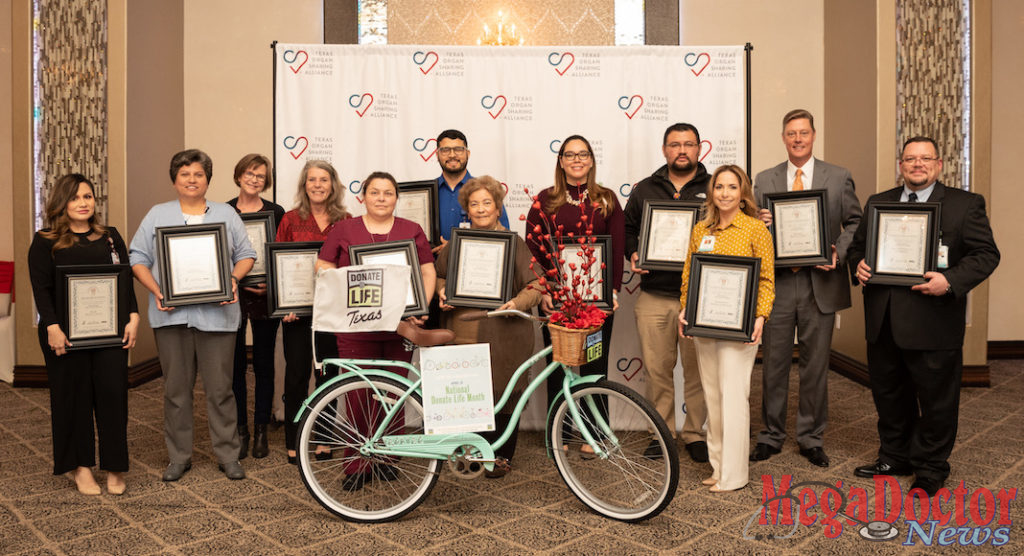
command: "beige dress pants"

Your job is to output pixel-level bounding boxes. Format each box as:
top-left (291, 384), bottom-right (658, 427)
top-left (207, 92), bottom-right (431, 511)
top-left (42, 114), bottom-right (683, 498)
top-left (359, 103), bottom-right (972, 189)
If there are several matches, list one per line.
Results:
top-left (693, 336), bottom-right (757, 491)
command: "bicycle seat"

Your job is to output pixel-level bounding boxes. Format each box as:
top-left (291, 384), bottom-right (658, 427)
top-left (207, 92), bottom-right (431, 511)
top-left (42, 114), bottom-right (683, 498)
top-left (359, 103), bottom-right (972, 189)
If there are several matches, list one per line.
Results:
top-left (396, 321), bottom-right (455, 347)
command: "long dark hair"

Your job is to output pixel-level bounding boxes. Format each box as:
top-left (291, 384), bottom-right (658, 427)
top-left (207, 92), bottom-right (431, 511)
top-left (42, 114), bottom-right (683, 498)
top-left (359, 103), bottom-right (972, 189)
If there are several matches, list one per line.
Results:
top-left (545, 134), bottom-right (616, 218)
top-left (39, 173), bottom-right (106, 252)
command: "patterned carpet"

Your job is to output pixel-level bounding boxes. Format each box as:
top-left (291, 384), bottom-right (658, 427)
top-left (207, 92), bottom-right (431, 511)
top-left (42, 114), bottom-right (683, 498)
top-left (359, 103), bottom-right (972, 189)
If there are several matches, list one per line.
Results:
top-left (1, 360), bottom-right (1022, 555)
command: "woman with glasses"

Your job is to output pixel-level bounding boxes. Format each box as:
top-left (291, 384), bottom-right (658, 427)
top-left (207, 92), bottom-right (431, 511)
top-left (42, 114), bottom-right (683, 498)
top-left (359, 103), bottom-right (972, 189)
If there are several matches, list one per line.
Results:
top-left (226, 154), bottom-right (285, 461)
top-left (28, 173), bottom-right (139, 495)
top-left (525, 135), bottom-right (624, 455)
top-left (277, 160), bottom-right (350, 465)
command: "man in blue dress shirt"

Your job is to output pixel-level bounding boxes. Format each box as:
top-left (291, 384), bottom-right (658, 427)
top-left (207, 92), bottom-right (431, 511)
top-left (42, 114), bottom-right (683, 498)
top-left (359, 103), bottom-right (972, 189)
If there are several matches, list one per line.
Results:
top-left (434, 129), bottom-right (509, 253)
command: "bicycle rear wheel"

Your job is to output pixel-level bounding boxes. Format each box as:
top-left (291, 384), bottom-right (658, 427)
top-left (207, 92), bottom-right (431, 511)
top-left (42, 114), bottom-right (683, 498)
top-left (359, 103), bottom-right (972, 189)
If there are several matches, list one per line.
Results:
top-left (296, 375), bottom-right (441, 522)
top-left (549, 380), bottom-right (679, 522)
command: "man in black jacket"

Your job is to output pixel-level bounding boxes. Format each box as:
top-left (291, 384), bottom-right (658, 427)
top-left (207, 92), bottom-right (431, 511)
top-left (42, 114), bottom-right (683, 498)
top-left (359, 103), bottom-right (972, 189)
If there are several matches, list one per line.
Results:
top-left (847, 136), bottom-right (999, 495)
top-left (623, 123), bottom-right (709, 462)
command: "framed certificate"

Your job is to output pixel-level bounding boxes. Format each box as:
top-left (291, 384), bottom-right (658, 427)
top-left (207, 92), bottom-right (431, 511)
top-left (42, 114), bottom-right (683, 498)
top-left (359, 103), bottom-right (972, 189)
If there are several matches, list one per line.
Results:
top-left (683, 254), bottom-right (760, 341)
top-left (239, 211), bottom-right (276, 286)
top-left (444, 228), bottom-right (517, 309)
top-left (155, 223), bottom-right (234, 307)
top-left (349, 239), bottom-right (429, 317)
top-left (265, 241), bottom-right (323, 317)
top-left (395, 180), bottom-right (440, 245)
top-left (55, 264), bottom-right (132, 350)
top-left (764, 190), bottom-right (831, 267)
top-left (864, 202), bottom-right (940, 286)
top-left (560, 235), bottom-right (613, 311)
top-left (637, 200), bottom-right (701, 271)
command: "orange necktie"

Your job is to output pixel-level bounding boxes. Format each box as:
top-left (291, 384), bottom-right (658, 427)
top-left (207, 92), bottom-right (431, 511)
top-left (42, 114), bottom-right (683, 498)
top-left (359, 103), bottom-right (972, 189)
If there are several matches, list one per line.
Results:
top-left (793, 168), bottom-right (804, 191)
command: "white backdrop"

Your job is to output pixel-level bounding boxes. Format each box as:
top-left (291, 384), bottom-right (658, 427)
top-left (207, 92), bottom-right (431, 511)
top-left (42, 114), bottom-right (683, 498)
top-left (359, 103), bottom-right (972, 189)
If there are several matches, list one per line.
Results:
top-left (274, 44), bottom-right (747, 430)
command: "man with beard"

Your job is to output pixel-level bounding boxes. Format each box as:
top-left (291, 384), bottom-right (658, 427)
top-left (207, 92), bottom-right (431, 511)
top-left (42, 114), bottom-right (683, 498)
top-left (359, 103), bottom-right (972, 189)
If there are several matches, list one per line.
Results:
top-left (751, 109), bottom-right (862, 468)
top-left (434, 129), bottom-right (509, 252)
top-left (623, 123), bottom-right (709, 462)
top-left (848, 136), bottom-right (998, 495)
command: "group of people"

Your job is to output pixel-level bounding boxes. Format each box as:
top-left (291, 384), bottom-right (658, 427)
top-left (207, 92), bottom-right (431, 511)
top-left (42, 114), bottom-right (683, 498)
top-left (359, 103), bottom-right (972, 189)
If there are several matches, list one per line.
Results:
top-left (29, 113), bottom-right (998, 498)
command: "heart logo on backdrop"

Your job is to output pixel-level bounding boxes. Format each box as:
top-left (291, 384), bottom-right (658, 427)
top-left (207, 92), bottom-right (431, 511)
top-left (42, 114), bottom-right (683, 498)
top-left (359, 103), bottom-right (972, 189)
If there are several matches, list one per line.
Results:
top-left (549, 139), bottom-right (562, 153)
top-left (619, 183), bottom-right (636, 197)
top-left (283, 49), bottom-right (308, 74)
top-left (412, 137), bottom-right (438, 161)
top-left (617, 95), bottom-right (644, 119)
top-left (699, 140), bottom-right (712, 162)
top-left (616, 357), bottom-right (644, 381)
top-left (547, 51), bottom-right (575, 76)
top-left (412, 50), bottom-right (439, 75)
top-left (480, 95), bottom-right (508, 119)
top-left (347, 93), bottom-right (374, 117)
top-left (348, 180), bottom-right (364, 204)
top-left (684, 52), bottom-right (711, 76)
top-left (499, 182), bottom-right (509, 195)
top-left (282, 136), bottom-right (308, 159)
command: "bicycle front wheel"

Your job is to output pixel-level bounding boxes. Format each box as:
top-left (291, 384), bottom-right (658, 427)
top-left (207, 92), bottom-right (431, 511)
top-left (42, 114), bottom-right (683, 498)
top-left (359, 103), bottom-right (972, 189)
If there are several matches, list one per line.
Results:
top-left (549, 380), bottom-right (679, 522)
top-left (296, 375), bottom-right (441, 523)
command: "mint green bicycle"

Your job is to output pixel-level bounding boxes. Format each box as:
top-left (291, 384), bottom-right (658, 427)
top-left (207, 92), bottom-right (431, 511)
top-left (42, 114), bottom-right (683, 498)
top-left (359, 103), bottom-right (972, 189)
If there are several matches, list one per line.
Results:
top-left (294, 310), bottom-right (678, 523)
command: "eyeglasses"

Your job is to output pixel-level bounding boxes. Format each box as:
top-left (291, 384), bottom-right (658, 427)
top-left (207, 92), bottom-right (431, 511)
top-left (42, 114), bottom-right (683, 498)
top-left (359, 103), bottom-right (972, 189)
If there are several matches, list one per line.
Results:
top-left (785, 130), bottom-right (813, 139)
top-left (666, 142), bottom-right (699, 149)
top-left (561, 151), bottom-right (592, 161)
top-left (900, 156), bottom-right (939, 165)
top-left (438, 146), bottom-right (467, 155)
top-left (243, 171), bottom-right (267, 183)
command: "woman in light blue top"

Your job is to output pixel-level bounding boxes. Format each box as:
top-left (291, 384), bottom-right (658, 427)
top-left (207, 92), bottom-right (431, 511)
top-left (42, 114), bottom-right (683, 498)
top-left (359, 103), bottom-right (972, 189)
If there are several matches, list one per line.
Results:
top-left (129, 149), bottom-right (256, 482)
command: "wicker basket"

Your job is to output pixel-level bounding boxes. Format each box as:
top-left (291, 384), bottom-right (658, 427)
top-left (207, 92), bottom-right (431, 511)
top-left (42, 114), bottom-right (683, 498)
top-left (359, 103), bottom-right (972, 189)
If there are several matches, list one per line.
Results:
top-left (548, 324), bottom-right (600, 366)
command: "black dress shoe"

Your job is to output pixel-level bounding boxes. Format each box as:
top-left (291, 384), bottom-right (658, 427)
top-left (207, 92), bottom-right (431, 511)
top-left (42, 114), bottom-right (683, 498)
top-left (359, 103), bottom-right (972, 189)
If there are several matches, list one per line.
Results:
top-left (644, 440), bottom-right (664, 460)
top-left (853, 460), bottom-right (912, 478)
top-left (315, 450), bottom-right (333, 461)
top-left (252, 424), bottom-right (269, 459)
top-left (750, 443), bottom-right (781, 461)
top-left (287, 454), bottom-right (297, 465)
top-left (342, 472), bottom-right (370, 491)
top-left (685, 441), bottom-right (709, 463)
top-left (910, 476), bottom-right (943, 496)
top-left (799, 446), bottom-right (830, 468)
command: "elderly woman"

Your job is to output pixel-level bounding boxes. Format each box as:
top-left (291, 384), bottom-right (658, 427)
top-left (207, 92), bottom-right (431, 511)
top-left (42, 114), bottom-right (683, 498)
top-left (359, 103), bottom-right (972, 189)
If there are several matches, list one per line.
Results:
top-left (525, 134), bottom-right (624, 454)
top-left (316, 171), bottom-right (436, 491)
top-left (130, 149), bottom-right (256, 482)
top-left (277, 160), bottom-right (349, 464)
top-left (435, 176), bottom-right (542, 478)
top-left (678, 165), bottom-right (774, 492)
top-left (28, 173), bottom-right (139, 495)
top-left (227, 153), bottom-right (285, 461)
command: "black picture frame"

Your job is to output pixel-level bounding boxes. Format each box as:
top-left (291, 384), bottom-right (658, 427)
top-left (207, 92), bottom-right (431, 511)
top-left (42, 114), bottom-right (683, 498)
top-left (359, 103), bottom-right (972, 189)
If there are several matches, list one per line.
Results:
top-left (155, 223), bottom-right (234, 307)
top-left (444, 228), bottom-right (517, 309)
top-left (637, 200), bottom-right (701, 271)
top-left (265, 241), bottom-right (323, 318)
top-left (395, 180), bottom-right (440, 245)
top-left (560, 235), bottom-right (614, 311)
top-left (764, 190), bottom-right (831, 267)
top-left (864, 202), bottom-right (941, 286)
top-left (683, 254), bottom-right (760, 341)
top-left (348, 239), bottom-right (429, 317)
top-left (239, 211), bottom-right (277, 286)
top-left (55, 264), bottom-right (132, 350)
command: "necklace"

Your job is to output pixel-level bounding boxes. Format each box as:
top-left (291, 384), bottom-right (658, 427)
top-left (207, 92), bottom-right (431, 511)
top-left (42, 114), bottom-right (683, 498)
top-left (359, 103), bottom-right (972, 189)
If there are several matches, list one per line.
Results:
top-left (565, 187), bottom-right (588, 207)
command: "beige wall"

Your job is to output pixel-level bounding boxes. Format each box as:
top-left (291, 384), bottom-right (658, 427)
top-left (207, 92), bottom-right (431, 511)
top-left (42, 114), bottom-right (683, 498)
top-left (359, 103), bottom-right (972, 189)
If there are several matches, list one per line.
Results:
top-left (182, 0), bottom-right (323, 206)
top-left (680, 0), bottom-right (826, 176)
top-left (988, 1), bottom-right (1024, 341)
top-left (1, 0), bottom-right (13, 264)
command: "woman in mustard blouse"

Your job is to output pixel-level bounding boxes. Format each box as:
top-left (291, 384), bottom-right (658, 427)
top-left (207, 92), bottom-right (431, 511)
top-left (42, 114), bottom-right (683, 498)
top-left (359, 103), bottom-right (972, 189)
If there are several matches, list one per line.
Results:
top-left (678, 164), bottom-right (775, 492)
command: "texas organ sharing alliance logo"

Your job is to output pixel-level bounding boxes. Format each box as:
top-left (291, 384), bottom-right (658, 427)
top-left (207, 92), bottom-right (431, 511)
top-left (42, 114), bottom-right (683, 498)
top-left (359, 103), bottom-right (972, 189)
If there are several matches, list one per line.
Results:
top-left (281, 47), bottom-right (333, 76)
top-left (617, 94), bottom-right (668, 121)
top-left (347, 92), bottom-right (398, 119)
top-left (412, 50), bottom-right (464, 77)
top-left (547, 51), bottom-right (600, 77)
top-left (683, 50), bottom-right (739, 79)
top-left (480, 94), bottom-right (533, 121)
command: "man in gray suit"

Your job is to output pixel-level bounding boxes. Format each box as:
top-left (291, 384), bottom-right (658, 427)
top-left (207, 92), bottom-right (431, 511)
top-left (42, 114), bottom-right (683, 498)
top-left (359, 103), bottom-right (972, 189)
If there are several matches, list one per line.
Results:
top-left (750, 109), bottom-right (862, 467)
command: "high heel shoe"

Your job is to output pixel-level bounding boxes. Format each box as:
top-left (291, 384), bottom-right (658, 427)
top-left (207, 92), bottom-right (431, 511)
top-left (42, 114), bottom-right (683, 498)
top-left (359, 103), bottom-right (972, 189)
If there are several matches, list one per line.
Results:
top-left (107, 471), bottom-right (126, 495)
top-left (73, 467), bottom-right (101, 496)
top-left (238, 424), bottom-right (250, 460)
top-left (701, 477), bottom-right (717, 486)
top-left (252, 424), bottom-right (269, 459)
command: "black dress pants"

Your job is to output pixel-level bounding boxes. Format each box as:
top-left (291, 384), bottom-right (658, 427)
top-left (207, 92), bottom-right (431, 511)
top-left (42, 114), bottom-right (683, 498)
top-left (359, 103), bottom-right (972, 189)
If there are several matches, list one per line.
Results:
top-left (281, 317), bottom-right (339, 451)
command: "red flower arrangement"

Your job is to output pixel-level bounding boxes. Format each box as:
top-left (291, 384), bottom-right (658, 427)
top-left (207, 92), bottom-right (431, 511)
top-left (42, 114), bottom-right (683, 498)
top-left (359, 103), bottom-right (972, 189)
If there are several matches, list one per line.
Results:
top-left (522, 185), bottom-right (608, 331)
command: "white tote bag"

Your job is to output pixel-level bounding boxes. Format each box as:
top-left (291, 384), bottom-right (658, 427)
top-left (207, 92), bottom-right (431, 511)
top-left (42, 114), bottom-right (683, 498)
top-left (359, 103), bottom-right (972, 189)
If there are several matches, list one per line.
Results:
top-left (311, 264), bottom-right (411, 334)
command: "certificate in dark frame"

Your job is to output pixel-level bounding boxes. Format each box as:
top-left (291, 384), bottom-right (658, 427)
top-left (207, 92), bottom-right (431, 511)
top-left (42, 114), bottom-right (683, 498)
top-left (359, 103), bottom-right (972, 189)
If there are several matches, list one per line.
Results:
top-left (764, 190), bottom-right (831, 267)
top-left (637, 200), bottom-right (701, 271)
top-left (348, 239), bottom-right (429, 317)
top-left (444, 228), bottom-right (517, 309)
top-left (864, 202), bottom-right (940, 286)
top-left (155, 223), bottom-right (234, 307)
top-left (683, 254), bottom-right (760, 342)
top-left (396, 180), bottom-right (440, 245)
top-left (265, 241), bottom-right (323, 318)
top-left (55, 264), bottom-right (132, 350)
top-left (239, 211), bottom-right (277, 286)
top-left (560, 235), bottom-right (614, 312)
